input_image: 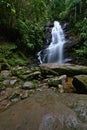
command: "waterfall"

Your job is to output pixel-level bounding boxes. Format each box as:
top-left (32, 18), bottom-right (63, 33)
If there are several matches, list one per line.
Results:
top-left (37, 21), bottom-right (66, 64)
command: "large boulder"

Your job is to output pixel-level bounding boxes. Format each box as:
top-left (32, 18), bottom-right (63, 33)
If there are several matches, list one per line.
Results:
top-left (72, 75), bottom-right (87, 94)
top-left (40, 63), bottom-right (87, 76)
top-left (0, 91), bottom-right (87, 130)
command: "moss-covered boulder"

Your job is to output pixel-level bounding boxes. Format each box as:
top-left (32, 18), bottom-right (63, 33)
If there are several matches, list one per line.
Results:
top-left (48, 77), bottom-right (61, 87)
top-left (40, 63), bottom-right (87, 76)
top-left (40, 67), bottom-right (59, 78)
top-left (72, 75), bottom-right (87, 94)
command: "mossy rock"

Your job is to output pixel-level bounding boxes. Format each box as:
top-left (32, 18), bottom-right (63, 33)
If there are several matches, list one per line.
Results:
top-left (40, 63), bottom-right (87, 76)
top-left (40, 67), bottom-right (59, 78)
top-left (72, 75), bottom-right (87, 94)
top-left (48, 79), bottom-right (61, 87)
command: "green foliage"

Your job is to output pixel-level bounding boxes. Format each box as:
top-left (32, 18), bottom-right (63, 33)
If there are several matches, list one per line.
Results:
top-left (0, 0), bottom-right (87, 60)
top-left (0, 82), bottom-right (5, 92)
top-left (0, 43), bottom-right (17, 59)
top-left (0, 75), bottom-right (4, 82)
top-left (0, 42), bottom-right (28, 67)
top-left (74, 18), bottom-right (87, 61)
top-left (76, 18), bottom-right (87, 40)
top-left (48, 79), bottom-right (61, 87)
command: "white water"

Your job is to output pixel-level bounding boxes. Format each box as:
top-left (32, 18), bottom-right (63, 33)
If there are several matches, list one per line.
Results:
top-left (38, 21), bottom-right (66, 64)
top-left (47, 21), bottom-right (66, 63)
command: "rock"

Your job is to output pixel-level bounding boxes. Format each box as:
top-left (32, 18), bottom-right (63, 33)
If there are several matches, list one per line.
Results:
top-left (36, 84), bottom-right (48, 92)
top-left (22, 81), bottom-right (35, 90)
top-left (3, 79), bottom-right (10, 86)
top-left (0, 91), bottom-right (87, 130)
top-left (9, 79), bottom-right (17, 86)
top-left (59, 74), bottom-right (67, 84)
top-left (74, 99), bottom-right (87, 122)
top-left (1, 70), bottom-right (11, 79)
top-left (2, 78), bottom-right (17, 87)
top-left (19, 71), bottom-right (41, 80)
top-left (40, 67), bottom-right (59, 78)
top-left (72, 75), bottom-right (87, 94)
top-left (0, 99), bottom-right (11, 113)
top-left (58, 84), bottom-right (64, 93)
top-left (20, 91), bottom-right (29, 100)
top-left (28, 71), bottom-right (41, 79)
top-left (40, 63), bottom-right (87, 76)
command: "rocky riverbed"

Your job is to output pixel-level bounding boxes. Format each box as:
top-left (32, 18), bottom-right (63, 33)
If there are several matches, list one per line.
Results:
top-left (0, 63), bottom-right (87, 130)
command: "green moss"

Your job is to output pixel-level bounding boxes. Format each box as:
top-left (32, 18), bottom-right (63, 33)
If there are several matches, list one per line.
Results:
top-left (0, 43), bottom-right (17, 59)
top-left (0, 75), bottom-right (4, 81)
top-left (32, 79), bottom-right (39, 88)
top-left (48, 79), bottom-right (61, 87)
top-left (0, 42), bottom-right (28, 67)
top-left (40, 68), bottom-right (59, 78)
top-left (11, 69), bottom-right (24, 76)
top-left (0, 82), bottom-right (5, 91)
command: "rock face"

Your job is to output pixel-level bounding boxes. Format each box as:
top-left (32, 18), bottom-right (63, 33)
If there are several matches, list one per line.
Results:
top-left (40, 63), bottom-right (87, 76)
top-left (0, 91), bottom-right (87, 130)
top-left (72, 75), bottom-right (87, 94)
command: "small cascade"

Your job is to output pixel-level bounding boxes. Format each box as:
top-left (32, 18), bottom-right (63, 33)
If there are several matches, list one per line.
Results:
top-left (37, 21), bottom-right (67, 64)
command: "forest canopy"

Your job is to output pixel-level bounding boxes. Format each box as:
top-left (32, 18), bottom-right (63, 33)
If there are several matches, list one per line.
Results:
top-left (0, 0), bottom-right (87, 62)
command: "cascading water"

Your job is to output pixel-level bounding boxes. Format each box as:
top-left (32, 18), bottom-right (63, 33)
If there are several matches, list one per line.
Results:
top-left (38, 21), bottom-right (66, 64)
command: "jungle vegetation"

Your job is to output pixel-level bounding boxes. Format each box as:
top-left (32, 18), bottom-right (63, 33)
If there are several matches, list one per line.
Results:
top-left (0, 0), bottom-right (87, 64)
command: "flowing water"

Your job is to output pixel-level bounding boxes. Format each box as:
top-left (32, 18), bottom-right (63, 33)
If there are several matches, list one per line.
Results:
top-left (38, 21), bottom-right (66, 64)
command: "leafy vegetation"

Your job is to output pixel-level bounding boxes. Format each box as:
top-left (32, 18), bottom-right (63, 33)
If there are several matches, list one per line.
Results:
top-left (0, 0), bottom-right (87, 64)
top-left (0, 42), bottom-right (28, 69)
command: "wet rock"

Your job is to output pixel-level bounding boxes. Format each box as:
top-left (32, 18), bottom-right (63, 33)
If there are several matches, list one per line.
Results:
top-left (44, 22), bottom-right (53, 45)
top-left (0, 91), bottom-right (87, 130)
top-left (22, 81), bottom-right (35, 90)
top-left (40, 67), bottom-right (59, 78)
top-left (74, 100), bottom-right (87, 123)
top-left (59, 74), bottom-right (67, 84)
top-left (40, 63), bottom-right (87, 76)
top-left (72, 75), bottom-right (87, 94)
